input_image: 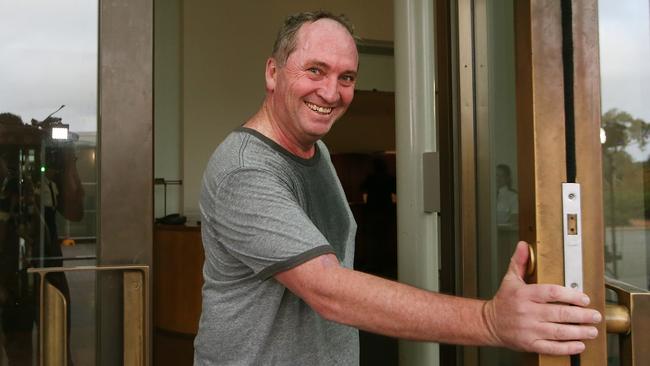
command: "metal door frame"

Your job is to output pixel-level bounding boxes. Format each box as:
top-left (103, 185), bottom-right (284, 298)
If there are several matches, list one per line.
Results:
top-left (98, 0), bottom-right (153, 364)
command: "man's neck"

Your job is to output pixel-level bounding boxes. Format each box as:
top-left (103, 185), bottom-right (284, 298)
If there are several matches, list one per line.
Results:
top-left (244, 104), bottom-right (316, 159)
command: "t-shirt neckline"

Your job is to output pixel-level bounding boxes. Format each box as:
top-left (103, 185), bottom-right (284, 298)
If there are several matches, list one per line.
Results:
top-left (236, 127), bottom-right (321, 166)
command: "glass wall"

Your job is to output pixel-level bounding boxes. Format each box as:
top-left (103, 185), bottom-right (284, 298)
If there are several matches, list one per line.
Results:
top-left (0, 0), bottom-right (98, 364)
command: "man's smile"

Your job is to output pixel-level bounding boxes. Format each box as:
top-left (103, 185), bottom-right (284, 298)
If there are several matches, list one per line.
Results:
top-left (304, 101), bottom-right (333, 115)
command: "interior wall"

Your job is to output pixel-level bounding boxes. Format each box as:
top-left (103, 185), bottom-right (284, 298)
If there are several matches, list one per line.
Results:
top-left (154, 0), bottom-right (182, 218)
top-left (181, 0), bottom-right (394, 217)
top-left (323, 90), bottom-right (396, 154)
top-left (357, 53), bottom-right (395, 92)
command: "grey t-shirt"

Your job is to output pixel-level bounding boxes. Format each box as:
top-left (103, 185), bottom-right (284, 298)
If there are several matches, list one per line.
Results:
top-left (194, 128), bottom-right (359, 365)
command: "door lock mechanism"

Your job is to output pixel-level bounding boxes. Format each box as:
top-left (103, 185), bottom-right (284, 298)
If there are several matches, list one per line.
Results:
top-left (562, 183), bottom-right (583, 292)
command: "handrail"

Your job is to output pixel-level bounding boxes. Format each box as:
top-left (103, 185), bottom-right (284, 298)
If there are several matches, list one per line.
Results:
top-left (605, 277), bottom-right (650, 366)
top-left (28, 265), bottom-right (149, 366)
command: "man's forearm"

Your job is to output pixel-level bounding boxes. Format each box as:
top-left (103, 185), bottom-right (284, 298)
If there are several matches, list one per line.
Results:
top-left (327, 267), bottom-right (498, 345)
top-left (278, 255), bottom-right (498, 346)
top-left (277, 245), bottom-right (600, 355)
top-left (57, 164), bottom-right (84, 222)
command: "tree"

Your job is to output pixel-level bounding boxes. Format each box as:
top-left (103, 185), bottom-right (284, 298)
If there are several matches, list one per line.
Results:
top-left (602, 108), bottom-right (649, 225)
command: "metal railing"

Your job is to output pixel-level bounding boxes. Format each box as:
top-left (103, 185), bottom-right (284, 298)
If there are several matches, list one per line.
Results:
top-left (605, 277), bottom-right (650, 366)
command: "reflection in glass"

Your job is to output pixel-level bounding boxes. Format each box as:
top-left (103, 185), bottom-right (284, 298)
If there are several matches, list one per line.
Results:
top-left (599, 0), bottom-right (650, 291)
top-left (0, 1), bottom-right (98, 364)
top-left (474, 0), bottom-right (522, 364)
top-left (599, 0), bottom-right (650, 364)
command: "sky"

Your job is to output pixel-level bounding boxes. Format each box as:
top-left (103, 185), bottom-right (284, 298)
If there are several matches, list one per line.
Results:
top-left (0, 0), bottom-right (98, 133)
top-left (599, 0), bottom-right (650, 161)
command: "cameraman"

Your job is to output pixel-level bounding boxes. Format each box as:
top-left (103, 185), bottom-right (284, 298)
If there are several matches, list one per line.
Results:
top-left (0, 112), bottom-right (84, 365)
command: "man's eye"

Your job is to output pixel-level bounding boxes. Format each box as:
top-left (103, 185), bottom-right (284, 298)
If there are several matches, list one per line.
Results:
top-left (307, 67), bottom-right (321, 75)
top-left (340, 75), bottom-right (356, 84)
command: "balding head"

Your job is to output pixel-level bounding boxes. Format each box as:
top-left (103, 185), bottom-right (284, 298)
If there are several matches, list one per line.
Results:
top-left (271, 11), bottom-right (357, 67)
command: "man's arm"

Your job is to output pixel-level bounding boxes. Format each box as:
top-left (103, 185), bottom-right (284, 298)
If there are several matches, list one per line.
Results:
top-left (275, 241), bottom-right (601, 355)
top-left (55, 148), bottom-right (84, 222)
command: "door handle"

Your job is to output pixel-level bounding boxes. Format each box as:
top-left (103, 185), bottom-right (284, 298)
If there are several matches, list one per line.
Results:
top-left (29, 265), bottom-right (150, 366)
top-left (43, 280), bottom-right (67, 366)
top-left (526, 243), bottom-right (536, 276)
top-left (604, 277), bottom-right (650, 366)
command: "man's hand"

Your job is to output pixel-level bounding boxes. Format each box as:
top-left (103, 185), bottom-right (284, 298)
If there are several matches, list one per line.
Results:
top-left (483, 241), bottom-right (602, 355)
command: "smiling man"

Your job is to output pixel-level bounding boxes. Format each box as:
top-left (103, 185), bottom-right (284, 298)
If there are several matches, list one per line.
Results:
top-left (246, 14), bottom-right (357, 156)
top-left (194, 11), bottom-right (601, 366)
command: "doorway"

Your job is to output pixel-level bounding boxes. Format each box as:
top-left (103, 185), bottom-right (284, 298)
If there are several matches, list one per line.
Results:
top-left (153, 2), bottom-right (398, 365)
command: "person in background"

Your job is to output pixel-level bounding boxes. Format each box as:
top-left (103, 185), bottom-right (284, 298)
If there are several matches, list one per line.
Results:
top-left (496, 164), bottom-right (518, 227)
top-left (360, 156), bottom-right (396, 275)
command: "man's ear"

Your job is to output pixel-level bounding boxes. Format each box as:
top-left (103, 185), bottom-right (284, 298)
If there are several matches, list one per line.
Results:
top-left (265, 57), bottom-right (278, 92)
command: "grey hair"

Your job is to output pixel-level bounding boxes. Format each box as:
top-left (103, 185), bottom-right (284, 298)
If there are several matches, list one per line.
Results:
top-left (272, 11), bottom-right (357, 66)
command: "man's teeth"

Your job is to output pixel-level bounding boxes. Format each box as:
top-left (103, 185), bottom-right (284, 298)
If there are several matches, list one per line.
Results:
top-left (305, 102), bottom-right (332, 114)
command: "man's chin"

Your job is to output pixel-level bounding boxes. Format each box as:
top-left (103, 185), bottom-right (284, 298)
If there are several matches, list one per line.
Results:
top-left (305, 123), bottom-right (334, 140)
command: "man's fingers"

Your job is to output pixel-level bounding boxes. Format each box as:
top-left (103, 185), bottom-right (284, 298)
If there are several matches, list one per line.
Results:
top-left (529, 339), bottom-right (586, 356)
top-left (537, 322), bottom-right (599, 341)
top-left (528, 284), bottom-right (590, 306)
top-left (508, 241), bottom-right (530, 279)
top-left (538, 303), bottom-right (602, 324)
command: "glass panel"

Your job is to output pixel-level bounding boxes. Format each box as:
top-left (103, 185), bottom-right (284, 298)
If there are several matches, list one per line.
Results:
top-left (599, 0), bottom-right (650, 364)
top-left (599, 0), bottom-right (650, 290)
top-left (0, 0), bottom-right (98, 364)
top-left (474, 0), bottom-right (522, 364)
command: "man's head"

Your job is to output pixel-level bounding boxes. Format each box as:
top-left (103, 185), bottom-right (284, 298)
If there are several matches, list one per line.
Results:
top-left (0, 112), bottom-right (23, 126)
top-left (265, 11), bottom-right (359, 145)
top-left (496, 164), bottom-right (513, 190)
top-left (271, 11), bottom-right (357, 67)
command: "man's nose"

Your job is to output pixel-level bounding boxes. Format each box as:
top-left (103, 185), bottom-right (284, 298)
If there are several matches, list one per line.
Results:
top-left (316, 76), bottom-right (339, 103)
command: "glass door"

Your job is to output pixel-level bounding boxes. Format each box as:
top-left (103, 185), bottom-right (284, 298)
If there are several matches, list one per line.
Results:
top-left (0, 0), bottom-right (153, 365)
top-left (472, 0), bottom-right (522, 364)
top-left (598, 0), bottom-right (650, 364)
top-left (457, 0), bottom-right (649, 365)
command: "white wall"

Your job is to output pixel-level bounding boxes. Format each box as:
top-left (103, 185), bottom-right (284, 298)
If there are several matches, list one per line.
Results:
top-left (181, 1), bottom-right (394, 218)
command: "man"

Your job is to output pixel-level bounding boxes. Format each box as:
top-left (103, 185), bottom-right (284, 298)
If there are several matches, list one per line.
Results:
top-left (195, 11), bottom-right (601, 365)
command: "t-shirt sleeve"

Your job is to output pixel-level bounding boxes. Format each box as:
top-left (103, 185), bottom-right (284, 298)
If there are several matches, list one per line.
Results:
top-left (203, 168), bottom-right (335, 280)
